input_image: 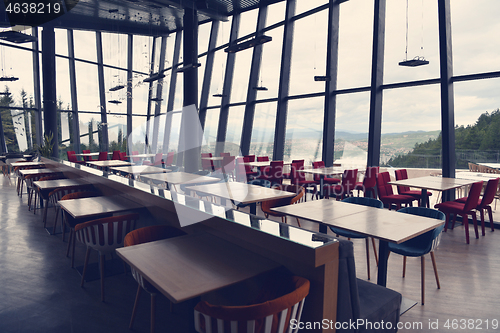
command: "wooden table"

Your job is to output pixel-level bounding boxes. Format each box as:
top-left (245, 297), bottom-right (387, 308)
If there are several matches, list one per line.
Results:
top-left (33, 178), bottom-right (91, 228)
top-left (19, 168), bottom-right (60, 177)
top-left (140, 172), bottom-right (220, 189)
top-left (186, 181), bottom-right (296, 215)
top-left (86, 160), bottom-right (134, 170)
top-left (477, 162), bottom-right (500, 170)
top-left (388, 176), bottom-right (476, 207)
top-left (109, 165), bottom-right (167, 178)
top-left (297, 167), bottom-right (344, 199)
top-left (271, 199), bottom-right (444, 287)
top-left (116, 232), bottom-right (281, 304)
top-left (10, 161), bottom-right (45, 168)
top-left (58, 195), bottom-right (143, 220)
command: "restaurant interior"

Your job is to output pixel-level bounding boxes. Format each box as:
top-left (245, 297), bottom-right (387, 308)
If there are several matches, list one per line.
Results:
top-left (1, 0), bottom-right (500, 332)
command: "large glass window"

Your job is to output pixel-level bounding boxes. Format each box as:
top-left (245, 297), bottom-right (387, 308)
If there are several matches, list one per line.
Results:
top-left (75, 62), bottom-right (100, 112)
top-left (226, 106), bottom-right (245, 155)
top-left (258, 26), bottom-right (283, 99)
top-left (202, 109), bottom-right (220, 154)
top-left (73, 30), bottom-right (96, 62)
top-left (250, 102), bottom-right (277, 157)
top-left (381, 85), bottom-right (441, 167)
top-left (289, 9), bottom-right (328, 96)
top-left (285, 98), bottom-right (324, 165)
top-left (230, 49), bottom-right (252, 104)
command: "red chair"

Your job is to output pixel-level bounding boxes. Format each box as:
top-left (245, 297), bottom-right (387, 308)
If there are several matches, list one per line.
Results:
top-left (283, 159), bottom-right (306, 180)
top-left (257, 156), bottom-right (269, 162)
top-left (164, 152), bottom-right (174, 166)
top-left (395, 169), bottom-right (432, 207)
top-left (220, 155), bottom-right (235, 179)
top-left (454, 177), bottom-right (499, 235)
top-left (242, 155), bottom-right (258, 180)
top-left (201, 153), bottom-right (214, 172)
top-left (82, 149), bottom-right (96, 161)
top-left (111, 150), bottom-right (121, 160)
top-left (354, 166), bottom-right (379, 198)
top-left (435, 181), bottom-right (483, 244)
top-left (131, 151), bottom-right (141, 163)
top-left (260, 160), bottom-right (284, 185)
top-left (98, 151), bottom-right (108, 161)
top-left (67, 151), bottom-right (84, 164)
top-left (312, 161), bottom-right (340, 184)
top-left (324, 169), bottom-right (358, 200)
top-left (290, 162), bottom-right (317, 200)
top-left (152, 153), bottom-right (163, 167)
top-left (120, 152), bottom-right (127, 161)
top-left (376, 172), bottom-right (415, 210)
top-left (220, 152), bottom-right (230, 158)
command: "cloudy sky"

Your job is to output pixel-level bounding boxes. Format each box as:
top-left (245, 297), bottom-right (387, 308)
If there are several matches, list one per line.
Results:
top-left (1, 0), bottom-right (500, 144)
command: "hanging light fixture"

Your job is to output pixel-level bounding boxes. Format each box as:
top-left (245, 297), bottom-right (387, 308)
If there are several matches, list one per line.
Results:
top-left (108, 100), bottom-right (122, 104)
top-left (143, 72), bottom-right (165, 83)
top-left (314, 76), bottom-right (331, 82)
top-left (109, 84), bottom-right (125, 91)
top-left (0, 30), bottom-right (37, 44)
top-left (224, 35), bottom-right (272, 53)
top-left (399, 0), bottom-right (429, 67)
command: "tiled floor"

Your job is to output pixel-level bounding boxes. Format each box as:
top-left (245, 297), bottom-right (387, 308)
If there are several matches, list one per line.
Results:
top-left (0, 176), bottom-right (194, 333)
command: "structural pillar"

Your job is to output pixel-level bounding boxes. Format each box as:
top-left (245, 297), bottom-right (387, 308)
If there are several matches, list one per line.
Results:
top-left (42, 25), bottom-right (58, 158)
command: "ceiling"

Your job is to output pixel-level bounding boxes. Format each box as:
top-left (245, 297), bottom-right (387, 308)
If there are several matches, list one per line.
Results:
top-left (0, 0), bottom-right (284, 36)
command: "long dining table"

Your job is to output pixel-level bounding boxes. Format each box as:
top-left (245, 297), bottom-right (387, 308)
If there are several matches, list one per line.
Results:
top-left (271, 199), bottom-right (444, 287)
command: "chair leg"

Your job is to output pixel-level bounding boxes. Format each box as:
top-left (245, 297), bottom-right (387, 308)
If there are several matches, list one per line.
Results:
top-left (71, 232), bottom-right (77, 268)
top-left (472, 211), bottom-right (479, 240)
top-left (100, 254), bottom-right (105, 302)
top-left (421, 256), bottom-right (425, 305)
top-left (479, 209), bottom-right (486, 236)
top-left (402, 256), bottom-right (407, 278)
top-left (52, 207), bottom-right (60, 235)
top-left (365, 238), bottom-right (370, 280)
top-left (487, 206), bottom-right (495, 232)
top-left (151, 293), bottom-right (156, 333)
top-left (443, 213), bottom-right (450, 232)
top-left (81, 247), bottom-right (91, 287)
top-left (66, 229), bottom-right (73, 257)
top-left (371, 237), bottom-right (378, 265)
top-left (296, 218), bottom-right (301, 228)
top-left (462, 214), bottom-right (470, 244)
top-left (129, 285), bottom-right (142, 329)
top-left (430, 251), bottom-right (440, 289)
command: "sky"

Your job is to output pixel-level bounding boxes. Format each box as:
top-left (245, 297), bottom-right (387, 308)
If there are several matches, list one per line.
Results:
top-left (1, 0), bottom-right (500, 141)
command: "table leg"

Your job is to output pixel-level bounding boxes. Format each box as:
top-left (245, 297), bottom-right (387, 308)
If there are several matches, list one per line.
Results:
top-left (319, 175), bottom-right (325, 199)
top-left (420, 188), bottom-right (428, 207)
top-left (250, 202), bottom-right (256, 215)
top-left (377, 240), bottom-right (389, 287)
top-left (319, 224), bottom-right (328, 234)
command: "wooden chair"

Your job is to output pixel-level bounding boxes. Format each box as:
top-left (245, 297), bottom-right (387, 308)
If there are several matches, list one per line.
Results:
top-left (194, 275), bottom-right (310, 333)
top-left (124, 226), bottom-right (187, 333)
top-left (261, 185), bottom-right (305, 227)
top-left (75, 213), bottom-right (139, 302)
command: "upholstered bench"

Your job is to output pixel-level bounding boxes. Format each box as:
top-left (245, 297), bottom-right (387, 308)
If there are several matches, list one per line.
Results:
top-left (336, 239), bottom-right (402, 333)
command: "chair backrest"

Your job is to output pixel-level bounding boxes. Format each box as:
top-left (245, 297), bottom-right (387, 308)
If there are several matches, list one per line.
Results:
top-left (119, 152), bottom-right (127, 161)
top-left (165, 152), bottom-right (175, 165)
top-left (124, 225), bottom-right (186, 247)
top-left (257, 156), bottom-right (269, 162)
top-left (342, 196), bottom-right (384, 209)
top-left (49, 186), bottom-right (96, 205)
top-left (290, 163), bottom-right (306, 184)
top-left (131, 151), bottom-right (140, 163)
top-left (341, 169), bottom-right (358, 192)
top-left (394, 169), bottom-right (411, 194)
top-left (201, 153), bottom-right (214, 171)
top-left (235, 157), bottom-right (248, 182)
top-left (111, 150), bottom-right (121, 160)
top-left (479, 177), bottom-right (500, 208)
top-left (267, 161), bottom-right (284, 185)
top-left (98, 151), bottom-right (108, 161)
top-left (376, 171), bottom-right (395, 198)
top-left (75, 213), bottom-right (139, 254)
top-left (220, 152), bottom-right (231, 158)
top-left (397, 207), bottom-right (446, 252)
top-left (464, 181), bottom-right (484, 212)
top-left (82, 150), bottom-right (92, 161)
top-left (194, 275), bottom-right (310, 333)
top-left (362, 166), bottom-right (379, 188)
top-left (261, 185), bottom-right (304, 214)
top-left (243, 155), bottom-right (255, 163)
top-left (312, 161), bottom-right (325, 181)
top-left (153, 153), bottom-right (163, 166)
top-left (67, 151), bottom-right (77, 162)
top-left (221, 156), bottom-right (235, 174)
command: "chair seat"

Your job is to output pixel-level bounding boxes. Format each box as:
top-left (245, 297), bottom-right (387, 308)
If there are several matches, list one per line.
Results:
top-left (434, 201), bottom-right (467, 214)
top-left (388, 239), bottom-right (429, 257)
top-left (401, 189), bottom-right (432, 197)
top-left (323, 177), bottom-right (341, 184)
top-left (454, 196), bottom-right (481, 206)
top-left (380, 194), bottom-right (414, 204)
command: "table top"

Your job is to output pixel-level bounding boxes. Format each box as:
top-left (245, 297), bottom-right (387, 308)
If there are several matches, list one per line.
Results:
top-left (33, 178), bottom-right (90, 191)
top-left (116, 232), bottom-right (281, 304)
top-left (297, 166), bottom-right (344, 176)
top-left (388, 176), bottom-right (476, 191)
top-left (109, 165), bottom-right (168, 175)
top-left (19, 168), bottom-right (60, 177)
top-left (477, 162), bottom-right (500, 170)
top-left (186, 181), bottom-right (296, 205)
top-left (239, 161), bottom-right (292, 168)
top-left (140, 171), bottom-right (220, 185)
top-left (271, 199), bottom-right (444, 244)
top-left (75, 152), bottom-right (112, 157)
top-left (455, 171), bottom-right (500, 182)
top-left (202, 156), bottom-right (225, 161)
top-left (58, 195), bottom-right (143, 220)
top-left (10, 161), bottom-right (45, 168)
top-left (126, 153), bottom-right (168, 159)
top-left (87, 160), bottom-right (134, 167)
